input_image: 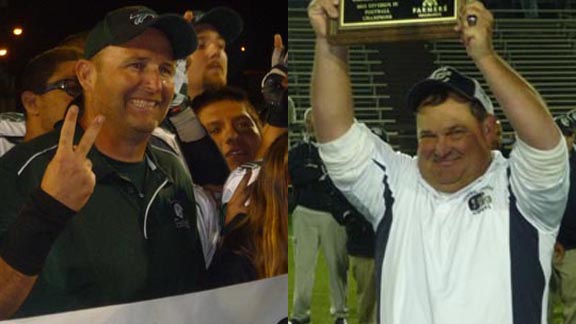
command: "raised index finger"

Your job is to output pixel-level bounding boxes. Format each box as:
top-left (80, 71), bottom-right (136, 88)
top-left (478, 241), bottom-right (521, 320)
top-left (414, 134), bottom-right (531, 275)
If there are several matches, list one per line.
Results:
top-left (75, 115), bottom-right (105, 158)
top-left (274, 34), bottom-right (284, 49)
top-left (272, 34), bottom-right (287, 67)
top-left (58, 105), bottom-right (79, 154)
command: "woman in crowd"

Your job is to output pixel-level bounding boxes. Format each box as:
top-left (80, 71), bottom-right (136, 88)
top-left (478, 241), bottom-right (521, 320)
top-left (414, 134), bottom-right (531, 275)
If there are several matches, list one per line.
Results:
top-left (208, 133), bottom-right (288, 286)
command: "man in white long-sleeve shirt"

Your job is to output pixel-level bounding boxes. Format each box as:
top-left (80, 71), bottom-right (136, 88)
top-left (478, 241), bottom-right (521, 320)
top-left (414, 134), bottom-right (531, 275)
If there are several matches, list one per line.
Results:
top-left (307, 1), bottom-right (569, 324)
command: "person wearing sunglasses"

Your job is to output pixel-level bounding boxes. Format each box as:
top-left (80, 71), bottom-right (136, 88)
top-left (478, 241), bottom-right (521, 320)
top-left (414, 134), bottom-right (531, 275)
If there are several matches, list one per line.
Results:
top-left (0, 46), bottom-right (82, 157)
top-left (0, 6), bottom-right (207, 319)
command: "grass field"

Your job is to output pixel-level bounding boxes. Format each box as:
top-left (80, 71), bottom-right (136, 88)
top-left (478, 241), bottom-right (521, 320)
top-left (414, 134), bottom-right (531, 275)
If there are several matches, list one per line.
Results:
top-left (288, 221), bottom-right (359, 324)
top-left (550, 292), bottom-right (565, 324)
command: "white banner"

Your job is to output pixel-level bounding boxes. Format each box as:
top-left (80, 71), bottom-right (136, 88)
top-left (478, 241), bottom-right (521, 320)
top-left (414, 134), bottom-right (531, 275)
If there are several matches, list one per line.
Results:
top-left (1, 275), bottom-right (288, 324)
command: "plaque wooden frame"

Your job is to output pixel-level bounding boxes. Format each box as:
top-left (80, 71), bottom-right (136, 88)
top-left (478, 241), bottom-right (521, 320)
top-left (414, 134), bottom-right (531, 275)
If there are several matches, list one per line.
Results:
top-left (328, 0), bottom-right (462, 45)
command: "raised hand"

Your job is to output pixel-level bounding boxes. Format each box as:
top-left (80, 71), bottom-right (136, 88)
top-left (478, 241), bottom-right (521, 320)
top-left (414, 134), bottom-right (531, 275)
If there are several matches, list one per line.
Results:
top-left (454, 1), bottom-right (495, 62)
top-left (262, 34), bottom-right (288, 116)
top-left (308, 0), bottom-right (339, 38)
top-left (224, 169), bottom-right (252, 225)
top-left (271, 34), bottom-right (287, 67)
top-left (40, 106), bottom-right (104, 211)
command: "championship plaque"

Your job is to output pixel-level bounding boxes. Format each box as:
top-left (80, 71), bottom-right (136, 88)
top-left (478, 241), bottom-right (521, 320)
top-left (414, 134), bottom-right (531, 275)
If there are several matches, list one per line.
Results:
top-left (328, 0), bottom-right (462, 44)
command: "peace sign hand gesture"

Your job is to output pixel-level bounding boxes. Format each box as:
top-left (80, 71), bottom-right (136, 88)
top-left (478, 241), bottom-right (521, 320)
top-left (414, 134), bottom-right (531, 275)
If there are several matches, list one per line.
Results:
top-left (40, 106), bottom-right (104, 212)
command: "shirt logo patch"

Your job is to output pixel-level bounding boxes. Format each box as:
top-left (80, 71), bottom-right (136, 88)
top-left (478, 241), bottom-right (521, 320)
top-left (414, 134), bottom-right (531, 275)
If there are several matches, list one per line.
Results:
top-left (171, 201), bottom-right (190, 229)
top-left (173, 202), bottom-right (184, 219)
top-left (467, 191), bottom-right (493, 214)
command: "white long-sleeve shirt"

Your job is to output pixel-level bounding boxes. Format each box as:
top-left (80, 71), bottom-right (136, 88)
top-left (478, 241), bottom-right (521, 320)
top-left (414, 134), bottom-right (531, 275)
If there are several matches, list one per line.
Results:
top-left (319, 122), bottom-right (569, 324)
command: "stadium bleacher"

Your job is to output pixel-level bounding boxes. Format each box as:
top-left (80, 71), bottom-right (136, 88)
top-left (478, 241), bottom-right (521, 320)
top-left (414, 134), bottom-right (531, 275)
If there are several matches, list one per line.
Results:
top-left (289, 5), bottom-right (576, 155)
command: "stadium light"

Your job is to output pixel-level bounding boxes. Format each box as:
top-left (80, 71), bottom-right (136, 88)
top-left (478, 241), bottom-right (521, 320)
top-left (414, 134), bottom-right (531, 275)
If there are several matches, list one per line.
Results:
top-left (13, 27), bottom-right (23, 36)
top-left (0, 48), bottom-right (7, 56)
top-left (240, 46), bottom-right (246, 52)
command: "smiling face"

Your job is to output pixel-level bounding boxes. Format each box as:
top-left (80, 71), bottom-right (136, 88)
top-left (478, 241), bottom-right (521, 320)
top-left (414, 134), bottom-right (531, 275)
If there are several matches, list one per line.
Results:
top-left (83, 28), bottom-right (175, 139)
top-left (416, 92), bottom-right (495, 193)
top-left (196, 99), bottom-right (262, 170)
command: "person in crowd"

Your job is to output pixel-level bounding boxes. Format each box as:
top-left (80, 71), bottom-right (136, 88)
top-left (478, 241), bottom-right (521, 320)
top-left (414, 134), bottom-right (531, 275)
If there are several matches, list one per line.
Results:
top-left (328, 155), bottom-right (377, 324)
top-left (288, 96), bottom-right (296, 127)
top-left (519, 0), bottom-right (539, 18)
top-left (159, 7), bottom-right (244, 188)
top-left (492, 119), bottom-right (503, 150)
top-left (491, 119), bottom-right (513, 157)
top-left (0, 112), bottom-right (24, 156)
top-left (343, 209), bottom-right (376, 324)
top-left (289, 108), bottom-right (348, 324)
top-left (0, 46), bottom-right (82, 156)
top-left (567, 109), bottom-right (576, 134)
top-left (208, 133), bottom-right (288, 287)
top-left (190, 85), bottom-right (286, 217)
top-left (191, 87), bottom-right (263, 221)
top-left (0, 6), bottom-right (206, 318)
top-left (58, 31), bottom-right (90, 50)
top-left (154, 7), bottom-right (287, 267)
top-left (163, 7), bottom-right (287, 191)
top-left (549, 115), bottom-right (576, 324)
top-left (191, 86), bottom-right (263, 172)
top-left (307, 0), bottom-right (569, 323)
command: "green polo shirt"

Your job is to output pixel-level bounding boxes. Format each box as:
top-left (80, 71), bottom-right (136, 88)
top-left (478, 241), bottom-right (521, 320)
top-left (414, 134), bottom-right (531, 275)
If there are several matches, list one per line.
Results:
top-left (0, 124), bottom-right (205, 318)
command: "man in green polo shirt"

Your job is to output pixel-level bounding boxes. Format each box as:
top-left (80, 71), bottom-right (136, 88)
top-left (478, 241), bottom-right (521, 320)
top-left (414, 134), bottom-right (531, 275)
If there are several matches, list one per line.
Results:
top-left (0, 6), bottom-right (205, 319)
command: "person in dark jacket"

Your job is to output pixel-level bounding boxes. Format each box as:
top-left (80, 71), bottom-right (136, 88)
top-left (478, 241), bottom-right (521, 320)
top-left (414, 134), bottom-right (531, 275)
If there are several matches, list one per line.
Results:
top-left (0, 6), bottom-right (205, 319)
top-left (289, 108), bottom-right (348, 324)
top-left (550, 115), bottom-right (576, 324)
top-left (338, 206), bottom-right (376, 324)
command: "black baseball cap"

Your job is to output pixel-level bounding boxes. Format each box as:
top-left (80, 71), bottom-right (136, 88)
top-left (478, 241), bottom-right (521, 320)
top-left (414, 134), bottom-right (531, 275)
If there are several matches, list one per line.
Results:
top-left (566, 109), bottom-right (576, 126)
top-left (554, 115), bottom-right (574, 135)
top-left (406, 66), bottom-right (494, 114)
top-left (84, 6), bottom-right (197, 60)
top-left (192, 7), bottom-right (244, 43)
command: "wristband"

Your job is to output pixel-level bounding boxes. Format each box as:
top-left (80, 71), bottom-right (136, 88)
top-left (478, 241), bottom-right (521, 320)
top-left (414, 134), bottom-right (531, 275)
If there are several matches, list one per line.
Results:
top-left (0, 189), bottom-right (75, 276)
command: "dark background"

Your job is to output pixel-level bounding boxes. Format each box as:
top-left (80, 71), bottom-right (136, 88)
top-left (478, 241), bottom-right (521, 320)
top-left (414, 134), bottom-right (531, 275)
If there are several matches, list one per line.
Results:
top-left (0, 0), bottom-right (287, 112)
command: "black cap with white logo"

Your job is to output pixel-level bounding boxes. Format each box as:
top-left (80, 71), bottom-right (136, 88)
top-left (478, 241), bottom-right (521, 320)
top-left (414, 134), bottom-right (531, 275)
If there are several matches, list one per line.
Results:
top-left (554, 115), bottom-right (575, 135)
top-left (566, 109), bottom-right (576, 126)
top-left (84, 6), bottom-right (197, 60)
top-left (406, 66), bottom-right (494, 114)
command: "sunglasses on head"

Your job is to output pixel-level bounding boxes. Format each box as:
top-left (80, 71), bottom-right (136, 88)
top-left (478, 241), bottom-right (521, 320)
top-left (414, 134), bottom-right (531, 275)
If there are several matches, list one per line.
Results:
top-left (35, 78), bottom-right (82, 98)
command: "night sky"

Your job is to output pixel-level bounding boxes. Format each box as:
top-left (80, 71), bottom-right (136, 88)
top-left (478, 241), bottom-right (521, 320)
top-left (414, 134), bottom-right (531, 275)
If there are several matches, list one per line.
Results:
top-left (0, 0), bottom-right (287, 107)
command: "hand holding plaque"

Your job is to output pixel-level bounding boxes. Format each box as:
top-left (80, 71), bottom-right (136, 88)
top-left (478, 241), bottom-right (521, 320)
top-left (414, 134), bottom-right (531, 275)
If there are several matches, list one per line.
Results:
top-left (455, 1), bottom-right (495, 62)
top-left (308, 0), bottom-right (341, 39)
top-left (327, 0), bottom-right (463, 44)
